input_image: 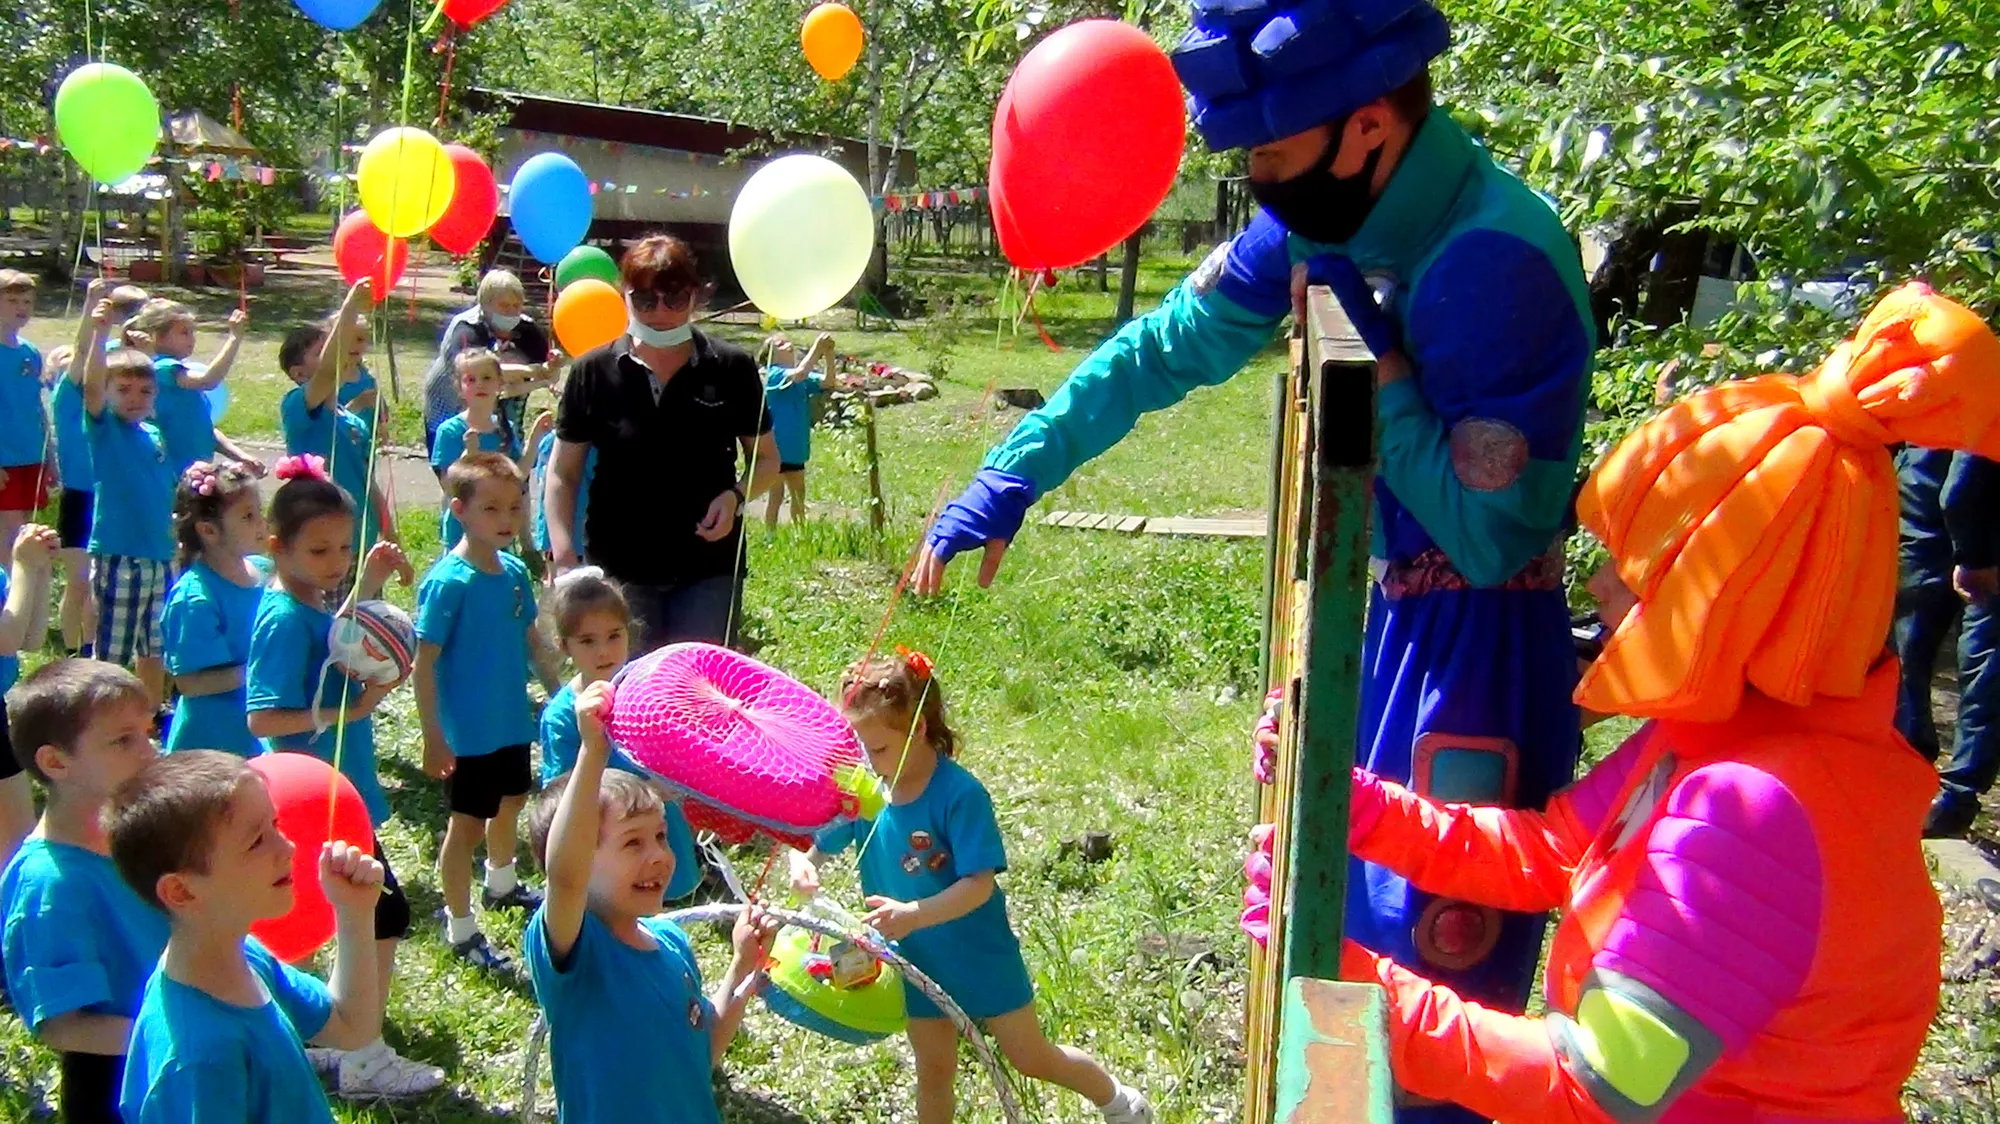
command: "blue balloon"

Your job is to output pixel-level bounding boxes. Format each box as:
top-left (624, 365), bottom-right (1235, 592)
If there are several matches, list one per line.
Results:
top-left (205, 382), bottom-right (229, 424)
top-left (292, 0), bottom-right (383, 30)
top-left (509, 153), bottom-right (593, 265)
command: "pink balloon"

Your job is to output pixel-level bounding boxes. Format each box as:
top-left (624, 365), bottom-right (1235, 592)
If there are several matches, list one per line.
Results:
top-left (429, 144), bottom-right (498, 256)
top-left (989, 20), bottom-right (1185, 270)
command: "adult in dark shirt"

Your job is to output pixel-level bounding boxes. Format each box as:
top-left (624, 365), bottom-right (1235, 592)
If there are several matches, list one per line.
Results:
top-left (546, 235), bottom-right (777, 651)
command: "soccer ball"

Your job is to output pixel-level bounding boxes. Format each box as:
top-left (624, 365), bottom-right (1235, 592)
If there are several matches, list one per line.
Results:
top-left (328, 600), bottom-right (416, 685)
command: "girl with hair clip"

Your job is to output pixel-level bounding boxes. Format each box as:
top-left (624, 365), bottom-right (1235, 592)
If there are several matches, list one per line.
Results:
top-left (159, 461), bottom-right (270, 757)
top-left (790, 649), bottom-right (1153, 1124)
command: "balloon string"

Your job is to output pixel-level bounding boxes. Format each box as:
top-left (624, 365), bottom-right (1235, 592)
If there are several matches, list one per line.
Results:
top-left (722, 361), bottom-right (771, 650)
top-left (432, 30), bottom-right (458, 131)
top-left (1020, 271), bottom-right (1059, 353)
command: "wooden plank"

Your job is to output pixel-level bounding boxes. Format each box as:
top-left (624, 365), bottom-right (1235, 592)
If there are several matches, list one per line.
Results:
top-left (1275, 978), bottom-right (1393, 1124)
top-left (1115, 515), bottom-right (1147, 533)
top-left (1043, 510), bottom-right (1072, 526)
top-left (1142, 516), bottom-right (1266, 538)
top-left (1058, 511), bottom-right (1092, 528)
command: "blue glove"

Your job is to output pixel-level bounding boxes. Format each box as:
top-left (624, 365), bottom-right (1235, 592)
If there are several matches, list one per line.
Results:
top-left (1305, 254), bottom-right (1399, 359)
top-left (925, 468), bottom-right (1039, 564)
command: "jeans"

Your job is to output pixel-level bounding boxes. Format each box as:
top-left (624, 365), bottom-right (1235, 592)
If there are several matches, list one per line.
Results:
top-left (622, 574), bottom-right (742, 654)
top-left (1895, 580), bottom-right (2000, 810)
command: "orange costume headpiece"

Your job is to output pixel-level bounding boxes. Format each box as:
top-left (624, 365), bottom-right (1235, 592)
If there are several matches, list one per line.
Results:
top-left (1576, 282), bottom-right (2000, 720)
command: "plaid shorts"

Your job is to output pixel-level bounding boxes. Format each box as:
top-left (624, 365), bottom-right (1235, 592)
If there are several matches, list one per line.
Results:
top-left (93, 555), bottom-right (170, 667)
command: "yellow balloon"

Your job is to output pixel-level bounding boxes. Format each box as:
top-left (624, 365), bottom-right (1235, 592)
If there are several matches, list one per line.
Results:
top-left (355, 127), bottom-right (456, 239)
top-left (728, 155), bottom-right (874, 321)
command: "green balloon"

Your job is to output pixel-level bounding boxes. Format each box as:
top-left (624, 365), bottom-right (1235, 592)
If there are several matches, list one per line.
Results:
top-left (54, 63), bottom-right (161, 185)
top-left (555, 245), bottom-right (621, 291)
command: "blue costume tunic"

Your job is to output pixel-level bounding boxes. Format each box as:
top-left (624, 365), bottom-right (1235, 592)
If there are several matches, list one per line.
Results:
top-left (979, 111), bottom-right (1592, 1120)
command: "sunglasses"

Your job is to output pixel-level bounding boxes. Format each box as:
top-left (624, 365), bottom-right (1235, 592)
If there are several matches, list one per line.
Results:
top-left (629, 288), bottom-right (695, 314)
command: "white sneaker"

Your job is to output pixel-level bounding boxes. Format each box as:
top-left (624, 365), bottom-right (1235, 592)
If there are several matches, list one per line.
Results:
top-left (1101, 1083), bottom-right (1154, 1124)
top-left (336, 1039), bottom-right (446, 1101)
top-left (304, 1047), bottom-right (343, 1077)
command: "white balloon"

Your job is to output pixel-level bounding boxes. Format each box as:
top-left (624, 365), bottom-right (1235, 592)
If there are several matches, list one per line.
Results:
top-left (729, 155), bottom-right (875, 321)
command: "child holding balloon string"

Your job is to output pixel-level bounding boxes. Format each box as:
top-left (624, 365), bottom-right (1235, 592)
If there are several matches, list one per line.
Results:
top-left (279, 281), bottom-right (398, 588)
top-left (122, 299), bottom-right (265, 477)
top-left (524, 676), bottom-right (779, 1124)
top-left (243, 457), bottom-right (443, 1099)
top-left (159, 461), bottom-right (271, 758)
top-left (538, 566), bottom-right (702, 900)
top-left (430, 348), bottom-right (546, 550)
top-left (789, 652), bottom-right (1155, 1124)
top-left (106, 750), bottom-right (389, 1123)
top-left (0, 659), bottom-right (167, 1124)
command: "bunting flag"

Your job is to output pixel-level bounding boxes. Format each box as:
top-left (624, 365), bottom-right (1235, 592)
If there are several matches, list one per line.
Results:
top-left (873, 185), bottom-right (985, 212)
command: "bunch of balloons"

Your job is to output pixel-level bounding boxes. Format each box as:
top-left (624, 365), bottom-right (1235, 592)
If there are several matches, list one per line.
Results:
top-left (334, 128), bottom-right (500, 295)
top-left (53, 63), bottom-right (161, 186)
top-left (988, 20), bottom-right (1185, 271)
top-left (291, 0), bottom-right (513, 29)
top-left (729, 154), bottom-right (874, 321)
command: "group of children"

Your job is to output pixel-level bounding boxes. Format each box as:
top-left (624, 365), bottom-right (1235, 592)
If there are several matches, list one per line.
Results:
top-left (0, 270), bottom-right (1154, 1124)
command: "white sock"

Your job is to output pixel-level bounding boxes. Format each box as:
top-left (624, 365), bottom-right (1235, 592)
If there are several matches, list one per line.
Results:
top-left (445, 911), bottom-right (480, 945)
top-left (485, 860), bottom-right (518, 896)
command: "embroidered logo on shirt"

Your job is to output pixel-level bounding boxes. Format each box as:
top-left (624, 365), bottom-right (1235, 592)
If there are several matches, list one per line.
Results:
top-left (1448, 418), bottom-right (1530, 492)
top-left (1191, 240), bottom-right (1233, 297)
top-left (900, 853), bottom-right (922, 874)
top-left (926, 851), bottom-right (950, 873)
top-left (909, 830), bottom-right (933, 852)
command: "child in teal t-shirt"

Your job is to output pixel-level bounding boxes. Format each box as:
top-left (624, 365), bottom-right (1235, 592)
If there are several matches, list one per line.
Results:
top-left (108, 752), bottom-right (388, 1124)
top-left (429, 349), bottom-right (540, 549)
top-left (759, 333), bottom-right (840, 528)
top-left (791, 652), bottom-right (1153, 1124)
top-left (525, 679), bottom-right (776, 1124)
top-left (538, 567), bottom-right (700, 900)
top-left (160, 461), bottom-right (270, 757)
top-left (277, 284), bottom-right (389, 564)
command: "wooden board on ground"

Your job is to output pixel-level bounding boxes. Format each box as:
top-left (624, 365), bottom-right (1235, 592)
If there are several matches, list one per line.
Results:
top-left (1143, 516), bottom-right (1267, 538)
top-left (1043, 510), bottom-right (1149, 533)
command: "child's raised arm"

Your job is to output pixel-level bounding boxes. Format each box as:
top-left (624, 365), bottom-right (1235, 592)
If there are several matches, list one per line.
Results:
top-left (179, 310), bottom-right (247, 390)
top-left (66, 279), bottom-right (109, 389)
top-left (542, 680), bottom-right (616, 963)
top-left (309, 842), bottom-right (385, 1049)
top-left (0, 526), bottom-right (59, 656)
top-left (78, 301), bottom-right (113, 416)
top-left (307, 282), bottom-right (370, 411)
top-left (708, 903), bottom-right (778, 1065)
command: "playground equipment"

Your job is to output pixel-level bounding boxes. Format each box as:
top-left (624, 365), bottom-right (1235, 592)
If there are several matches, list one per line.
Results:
top-left (1243, 286), bottom-right (1394, 1123)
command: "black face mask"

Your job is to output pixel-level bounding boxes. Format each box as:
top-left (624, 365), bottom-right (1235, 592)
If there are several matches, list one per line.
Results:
top-left (1247, 121), bottom-right (1386, 245)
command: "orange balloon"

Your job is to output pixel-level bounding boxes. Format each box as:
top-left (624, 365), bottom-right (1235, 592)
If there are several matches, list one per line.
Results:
top-left (553, 278), bottom-right (627, 357)
top-left (802, 3), bottom-right (864, 81)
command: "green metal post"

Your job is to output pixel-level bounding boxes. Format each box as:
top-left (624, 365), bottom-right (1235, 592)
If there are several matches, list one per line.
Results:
top-left (1280, 288), bottom-right (1377, 985)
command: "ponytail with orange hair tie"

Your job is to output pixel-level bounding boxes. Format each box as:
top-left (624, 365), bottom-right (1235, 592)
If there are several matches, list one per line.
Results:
top-left (1576, 281), bottom-right (2000, 721)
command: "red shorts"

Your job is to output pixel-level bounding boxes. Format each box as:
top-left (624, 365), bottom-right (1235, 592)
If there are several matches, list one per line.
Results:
top-left (0, 464), bottom-right (51, 513)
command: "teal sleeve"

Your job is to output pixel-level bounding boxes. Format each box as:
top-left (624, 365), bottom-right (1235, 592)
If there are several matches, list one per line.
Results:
top-left (983, 282), bottom-right (1282, 494)
top-left (1376, 378), bottom-right (1576, 586)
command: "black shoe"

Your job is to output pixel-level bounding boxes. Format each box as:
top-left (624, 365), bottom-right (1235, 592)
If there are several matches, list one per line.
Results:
top-left (1924, 792), bottom-right (1979, 839)
top-left (481, 883), bottom-right (544, 912)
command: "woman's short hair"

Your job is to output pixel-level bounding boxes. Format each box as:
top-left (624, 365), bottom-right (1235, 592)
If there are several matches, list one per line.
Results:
top-left (477, 269), bottom-right (526, 308)
top-left (619, 235), bottom-right (700, 300)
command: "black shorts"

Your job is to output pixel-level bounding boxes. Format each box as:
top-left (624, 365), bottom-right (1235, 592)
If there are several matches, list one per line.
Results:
top-left (448, 743), bottom-right (534, 820)
top-left (0, 699), bottom-right (19, 782)
top-left (58, 488), bottom-right (93, 551)
top-left (60, 1051), bottom-right (124, 1124)
top-left (779, 462), bottom-right (807, 474)
top-left (374, 842), bottom-right (411, 941)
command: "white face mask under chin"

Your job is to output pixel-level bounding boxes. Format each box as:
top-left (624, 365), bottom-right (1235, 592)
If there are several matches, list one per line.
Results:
top-left (628, 318), bottom-right (693, 348)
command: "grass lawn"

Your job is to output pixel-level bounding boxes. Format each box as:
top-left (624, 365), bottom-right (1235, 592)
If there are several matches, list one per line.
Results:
top-left (2, 251), bottom-right (1992, 1122)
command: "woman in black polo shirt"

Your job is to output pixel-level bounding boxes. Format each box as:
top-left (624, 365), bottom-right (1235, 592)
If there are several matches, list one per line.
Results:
top-left (545, 234), bottom-right (778, 651)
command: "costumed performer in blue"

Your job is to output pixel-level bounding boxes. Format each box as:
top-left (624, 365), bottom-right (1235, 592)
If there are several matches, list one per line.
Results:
top-left (912, 0), bottom-right (1594, 1118)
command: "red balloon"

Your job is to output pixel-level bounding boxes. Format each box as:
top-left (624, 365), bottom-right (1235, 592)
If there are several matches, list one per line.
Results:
top-left (428, 144), bottom-right (498, 256)
top-left (442, 0), bottom-right (506, 27)
top-left (333, 210), bottom-right (406, 301)
top-left (989, 20), bottom-right (1185, 270)
top-left (247, 752), bottom-right (376, 963)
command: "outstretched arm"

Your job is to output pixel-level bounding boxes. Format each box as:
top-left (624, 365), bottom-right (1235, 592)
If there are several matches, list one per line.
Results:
top-left (178, 310), bottom-right (247, 390)
top-left (1349, 729), bottom-right (1651, 912)
top-left (1349, 761), bottom-right (1824, 1124)
top-left (307, 283), bottom-right (370, 411)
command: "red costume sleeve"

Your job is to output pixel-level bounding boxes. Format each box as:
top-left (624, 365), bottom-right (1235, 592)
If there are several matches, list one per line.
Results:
top-left (1348, 728), bottom-right (1649, 912)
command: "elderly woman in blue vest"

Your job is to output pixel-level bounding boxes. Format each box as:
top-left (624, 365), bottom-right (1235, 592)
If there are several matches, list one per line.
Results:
top-left (915, 2), bottom-right (1592, 1119)
top-left (421, 269), bottom-right (563, 455)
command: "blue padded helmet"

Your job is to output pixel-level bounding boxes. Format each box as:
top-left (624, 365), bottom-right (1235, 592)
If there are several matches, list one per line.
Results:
top-left (1171, 0), bottom-right (1450, 152)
